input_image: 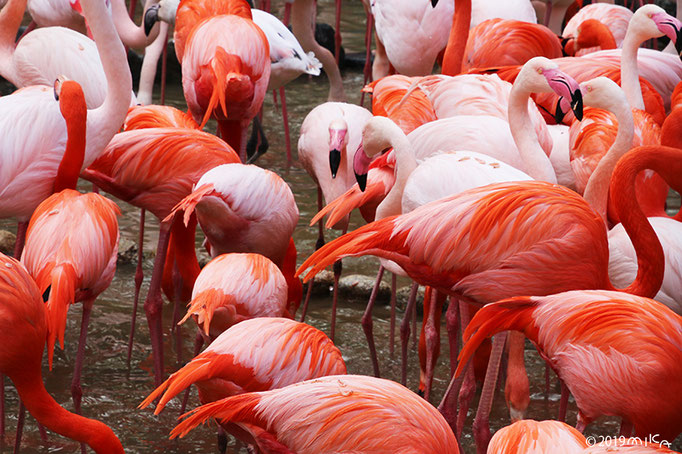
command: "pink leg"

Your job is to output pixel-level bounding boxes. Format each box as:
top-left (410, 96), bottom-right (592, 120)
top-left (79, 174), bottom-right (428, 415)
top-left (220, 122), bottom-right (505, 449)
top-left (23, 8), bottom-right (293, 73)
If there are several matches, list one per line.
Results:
top-left (299, 279), bottom-right (313, 323)
top-left (181, 332), bottom-right (205, 414)
top-left (472, 332), bottom-right (508, 454)
top-left (37, 423), bottom-right (47, 443)
top-left (171, 260), bottom-right (185, 365)
top-left (545, 362), bottom-right (551, 395)
top-left (360, 7), bottom-right (373, 106)
top-left (400, 283), bottom-right (418, 385)
top-left (445, 297), bottom-right (459, 378)
top-left (145, 221), bottom-right (173, 386)
top-left (279, 87), bottom-right (292, 167)
top-left (362, 265), bottom-right (385, 377)
top-left (283, 1), bottom-right (291, 25)
top-left (13, 402), bottom-right (25, 454)
top-left (389, 273), bottom-right (396, 357)
top-left (127, 208), bottom-right (146, 367)
top-left (334, 0), bottom-right (342, 66)
top-left (456, 300), bottom-right (474, 437)
top-left (71, 299), bottom-right (94, 454)
top-left (558, 379), bottom-right (569, 422)
top-left (437, 358), bottom-right (469, 434)
top-left (412, 292), bottom-right (417, 349)
top-left (160, 33), bottom-right (168, 105)
top-left (423, 289), bottom-right (441, 401)
top-left (0, 375), bottom-right (3, 438)
top-left (13, 221), bottom-right (28, 259)
top-left (301, 188), bottom-right (326, 323)
top-left (330, 259), bottom-right (341, 342)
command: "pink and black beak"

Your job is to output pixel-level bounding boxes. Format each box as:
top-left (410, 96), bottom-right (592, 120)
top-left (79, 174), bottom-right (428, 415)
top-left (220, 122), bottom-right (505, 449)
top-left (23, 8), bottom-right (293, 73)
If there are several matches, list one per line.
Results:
top-left (553, 96), bottom-right (571, 124)
top-left (353, 143), bottom-right (372, 192)
top-left (144, 4), bottom-right (160, 36)
top-left (653, 12), bottom-right (682, 59)
top-left (544, 68), bottom-right (583, 121)
top-left (328, 128), bottom-right (347, 179)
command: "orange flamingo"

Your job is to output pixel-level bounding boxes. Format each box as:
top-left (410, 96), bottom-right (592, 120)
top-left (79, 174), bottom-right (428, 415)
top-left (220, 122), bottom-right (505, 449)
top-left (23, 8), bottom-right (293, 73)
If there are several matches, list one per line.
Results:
top-left (174, 0), bottom-right (270, 161)
top-left (170, 375), bottom-right (460, 453)
top-left (0, 252), bottom-right (124, 453)
top-left (562, 3), bottom-right (632, 56)
top-left (166, 163), bottom-right (302, 318)
top-left (179, 253), bottom-right (292, 341)
top-left (297, 136), bottom-right (669, 450)
top-left (81, 128), bottom-right (240, 385)
top-left (140, 317), bottom-right (346, 413)
top-left (456, 289), bottom-right (682, 440)
top-left (488, 420), bottom-right (588, 454)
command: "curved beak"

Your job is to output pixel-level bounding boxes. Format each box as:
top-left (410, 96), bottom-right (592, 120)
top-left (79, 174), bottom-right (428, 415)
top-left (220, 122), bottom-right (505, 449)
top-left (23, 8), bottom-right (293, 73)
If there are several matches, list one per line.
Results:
top-left (544, 68), bottom-right (583, 121)
top-left (653, 12), bottom-right (682, 59)
top-left (329, 149), bottom-right (341, 178)
top-left (353, 143), bottom-right (372, 192)
top-left (144, 4), bottom-right (160, 36)
top-left (553, 97), bottom-right (569, 124)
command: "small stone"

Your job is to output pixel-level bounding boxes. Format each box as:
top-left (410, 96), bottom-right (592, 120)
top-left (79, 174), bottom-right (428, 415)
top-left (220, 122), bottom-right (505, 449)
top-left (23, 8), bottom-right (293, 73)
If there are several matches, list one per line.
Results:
top-left (0, 230), bottom-right (16, 256)
top-left (116, 238), bottom-right (138, 265)
top-left (338, 274), bottom-right (391, 304)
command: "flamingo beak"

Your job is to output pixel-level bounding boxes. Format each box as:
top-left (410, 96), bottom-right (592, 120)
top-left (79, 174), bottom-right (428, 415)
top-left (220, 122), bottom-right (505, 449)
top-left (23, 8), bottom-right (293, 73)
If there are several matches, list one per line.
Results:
top-left (144, 4), bottom-right (160, 36)
top-left (544, 68), bottom-right (583, 121)
top-left (328, 128), bottom-right (346, 179)
top-left (653, 12), bottom-right (682, 59)
top-left (329, 149), bottom-right (341, 178)
top-left (553, 97), bottom-right (570, 124)
top-left (353, 143), bottom-right (371, 192)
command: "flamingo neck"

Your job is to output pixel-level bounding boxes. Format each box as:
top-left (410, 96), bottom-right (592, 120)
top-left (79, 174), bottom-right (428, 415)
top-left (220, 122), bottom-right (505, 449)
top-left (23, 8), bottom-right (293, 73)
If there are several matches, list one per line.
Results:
top-left (620, 26), bottom-right (646, 110)
top-left (508, 83), bottom-right (557, 183)
top-left (505, 331), bottom-right (530, 419)
top-left (376, 123), bottom-right (416, 220)
top-left (54, 85), bottom-right (88, 193)
top-left (442, 0), bottom-right (471, 76)
top-left (583, 104), bottom-right (634, 223)
top-left (280, 237), bottom-right (303, 316)
top-left (111, 0), bottom-right (159, 49)
top-left (0, 0), bottom-right (26, 84)
top-left (84, 0), bottom-right (133, 168)
top-left (12, 370), bottom-right (124, 454)
top-left (608, 146), bottom-right (674, 298)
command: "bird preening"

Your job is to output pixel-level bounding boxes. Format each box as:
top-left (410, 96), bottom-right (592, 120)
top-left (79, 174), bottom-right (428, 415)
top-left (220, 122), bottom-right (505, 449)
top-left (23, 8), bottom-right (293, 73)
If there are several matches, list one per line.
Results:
top-left (0, 0), bottom-right (681, 452)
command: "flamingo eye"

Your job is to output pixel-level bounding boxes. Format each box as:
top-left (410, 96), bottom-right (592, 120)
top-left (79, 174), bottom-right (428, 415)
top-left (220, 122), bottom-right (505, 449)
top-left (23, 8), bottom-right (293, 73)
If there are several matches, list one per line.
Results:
top-left (537, 68), bottom-right (543, 75)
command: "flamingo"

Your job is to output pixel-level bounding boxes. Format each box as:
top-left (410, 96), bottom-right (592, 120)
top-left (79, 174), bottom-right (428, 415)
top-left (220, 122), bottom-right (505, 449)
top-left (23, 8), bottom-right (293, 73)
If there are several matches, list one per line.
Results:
top-left (297, 143), bottom-right (671, 452)
top-left (456, 288), bottom-right (682, 440)
top-left (0, 253), bottom-right (125, 453)
top-left (165, 163), bottom-right (302, 317)
top-left (169, 375), bottom-right (460, 453)
top-left (487, 420), bottom-right (588, 454)
top-left (584, 443), bottom-right (681, 453)
top-left (179, 253), bottom-right (292, 341)
top-left (562, 3), bottom-right (633, 56)
top-left (81, 128), bottom-right (240, 385)
top-left (140, 317), bottom-right (347, 413)
top-left (0, 0), bottom-right (130, 254)
top-left (171, 0), bottom-right (270, 160)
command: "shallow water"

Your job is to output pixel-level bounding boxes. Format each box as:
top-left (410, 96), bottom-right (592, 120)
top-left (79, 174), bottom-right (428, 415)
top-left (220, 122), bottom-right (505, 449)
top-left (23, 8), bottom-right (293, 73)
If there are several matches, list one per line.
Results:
top-left (1, 0), bottom-right (681, 452)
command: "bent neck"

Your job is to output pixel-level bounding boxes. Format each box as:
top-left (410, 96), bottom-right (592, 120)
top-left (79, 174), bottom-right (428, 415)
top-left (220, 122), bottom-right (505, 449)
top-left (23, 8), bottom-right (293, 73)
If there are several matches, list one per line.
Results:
top-left (608, 145), bottom-right (674, 298)
top-left (13, 371), bottom-right (124, 454)
top-left (620, 27), bottom-right (646, 110)
top-left (508, 83), bottom-right (557, 183)
top-left (84, 0), bottom-right (133, 168)
top-left (442, 0), bottom-right (471, 76)
top-left (376, 123), bottom-right (416, 220)
top-left (583, 104), bottom-right (634, 223)
top-left (0, 0), bottom-right (26, 84)
top-left (54, 90), bottom-right (88, 193)
top-left (111, 0), bottom-right (160, 49)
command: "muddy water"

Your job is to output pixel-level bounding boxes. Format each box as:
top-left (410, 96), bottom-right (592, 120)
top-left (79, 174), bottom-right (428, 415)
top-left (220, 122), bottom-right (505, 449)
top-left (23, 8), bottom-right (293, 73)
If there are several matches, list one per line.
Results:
top-left (1, 0), bottom-right (681, 452)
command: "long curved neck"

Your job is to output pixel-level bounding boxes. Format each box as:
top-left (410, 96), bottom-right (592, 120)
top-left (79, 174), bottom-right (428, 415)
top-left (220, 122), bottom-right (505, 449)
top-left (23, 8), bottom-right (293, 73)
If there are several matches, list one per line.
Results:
top-left (83, 0), bottom-right (133, 168)
top-left (13, 370), bottom-right (124, 454)
top-left (376, 124), bottom-right (416, 220)
top-left (583, 104), bottom-right (634, 223)
top-left (0, 0), bottom-right (26, 84)
top-left (620, 25), bottom-right (645, 110)
top-left (608, 145), bottom-right (677, 298)
top-left (54, 90), bottom-right (88, 193)
top-left (111, 0), bottom-right (160, 49)
top-left (508, 83), bottom-right (557, 183)
top-left (442, 0), bottom-right (470, 76)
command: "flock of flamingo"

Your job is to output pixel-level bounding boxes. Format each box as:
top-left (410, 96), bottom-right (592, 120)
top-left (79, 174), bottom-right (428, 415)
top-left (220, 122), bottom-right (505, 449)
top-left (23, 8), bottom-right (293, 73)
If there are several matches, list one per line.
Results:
top-left (0, 0), bottom-right (681, 451)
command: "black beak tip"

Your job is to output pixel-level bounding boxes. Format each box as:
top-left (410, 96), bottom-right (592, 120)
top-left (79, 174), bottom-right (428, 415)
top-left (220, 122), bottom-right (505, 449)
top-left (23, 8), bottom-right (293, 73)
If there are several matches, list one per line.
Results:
top-left (571, 90), bottom-right (583, 122)
top-left (553, 98), bottom-right (566, 124)
top-left (675, 29), bottom-right (682, 59)
top-left (430, 0), bottom-right (438, 6)
top-left (355, 172), bottom-right (367, 192)
top-left (144, 5), bottom-right (159, 36)
top-left (329, 149), bottom-right (341, 179)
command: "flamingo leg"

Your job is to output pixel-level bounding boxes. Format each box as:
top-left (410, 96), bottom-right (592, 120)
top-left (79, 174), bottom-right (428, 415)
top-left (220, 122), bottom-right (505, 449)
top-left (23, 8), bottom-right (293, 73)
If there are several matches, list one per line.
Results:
top-left (71, 298), bottom-right (94, 454)
top-left (144, 220), bottom-right (173, 386)
top-left (127, 208), bottom-right (146, 368)
top-left (217, 426), bottom-right (228, 454)
top-left (437, 357), bottom-right (469, 434)
top-left (360, 4), bottom-right (373, 106)
top-left (558, 379), bottom-right (569, 422)
top-left (0, 374), bottom-right (3, 437)
top-left (330, 259), bottom-right (341, 342)
top-left (334, 0), bottom-right (342, 66)
top-left (445, 296), bottom-right (459, 378)
top-left (13, 402), bottom-right (26, 454)
top-left (245, 116), bottom-right (269, 164)
top-left (472, 332), bottom-right (508, 454)
top-left (545, 362), bottom-right (551, 395)
top-left (361, 265), bottom-right (384, 377)
top-left (422, 288), bottom-right (442, 401)
top-left (279, 87), bottom-right (292, 167)
top-left (300, 187), bottom-right (327, 323)
top-left (400, 282), bottom-right (418, 385)
top-left (619, 419), bottom-right (633, 437)
top-left (171, 259), bottom-right (184, 365)
top-left (13, 221), bottom-right (28, 259)
top-left (181, 332), bottom-right (204, 414)
top-left (160, 32), bottom-right (168, 105)
top-left (456, 300), bottom-right (474, 437)
top-left (389, 273), bottom-right (396, 357)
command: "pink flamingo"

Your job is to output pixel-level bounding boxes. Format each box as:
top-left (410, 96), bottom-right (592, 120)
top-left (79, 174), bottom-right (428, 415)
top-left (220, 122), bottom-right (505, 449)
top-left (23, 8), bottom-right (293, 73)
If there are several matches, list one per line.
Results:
top-left (170, 375), bottom-right (460, 453)
top-left (81, 127), bottom-right (240, 384)
top-left (0, 252), bottom-right (124, 453)
top-left (562, 3), bottom-right (633, 56)
top-left (488, 420), bottom-right (588, 454)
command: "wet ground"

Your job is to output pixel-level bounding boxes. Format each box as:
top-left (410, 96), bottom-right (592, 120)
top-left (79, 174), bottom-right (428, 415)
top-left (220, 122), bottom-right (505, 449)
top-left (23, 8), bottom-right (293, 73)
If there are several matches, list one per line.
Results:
top-left (0, 0), bottom-right (681, 452)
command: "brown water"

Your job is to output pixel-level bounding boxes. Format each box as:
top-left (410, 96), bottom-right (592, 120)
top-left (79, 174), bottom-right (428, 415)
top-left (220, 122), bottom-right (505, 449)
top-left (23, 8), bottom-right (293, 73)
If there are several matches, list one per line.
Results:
top-left (1, 1), bottom-right (681, 452)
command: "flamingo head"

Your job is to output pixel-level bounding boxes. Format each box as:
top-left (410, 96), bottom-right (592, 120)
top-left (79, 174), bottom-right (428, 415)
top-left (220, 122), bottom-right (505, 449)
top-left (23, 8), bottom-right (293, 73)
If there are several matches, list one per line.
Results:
top-left (353, 116), bottom-right (397, 191)
top-left (328, 118), bottom-right (348, 179)
top-left (633, 5), bottom-right (682, 57)
top-left (520, 57), bottom-right (584, 121)
top-left (353, 143), bottom-right (371, 191)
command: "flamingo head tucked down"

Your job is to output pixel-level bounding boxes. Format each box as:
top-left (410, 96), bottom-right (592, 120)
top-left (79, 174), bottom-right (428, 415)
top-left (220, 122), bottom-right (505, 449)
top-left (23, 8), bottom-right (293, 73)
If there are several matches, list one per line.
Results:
top-left (353, 116), bottom-right (397, 191)
top-left (328, 118), bottom-right (348, 179)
